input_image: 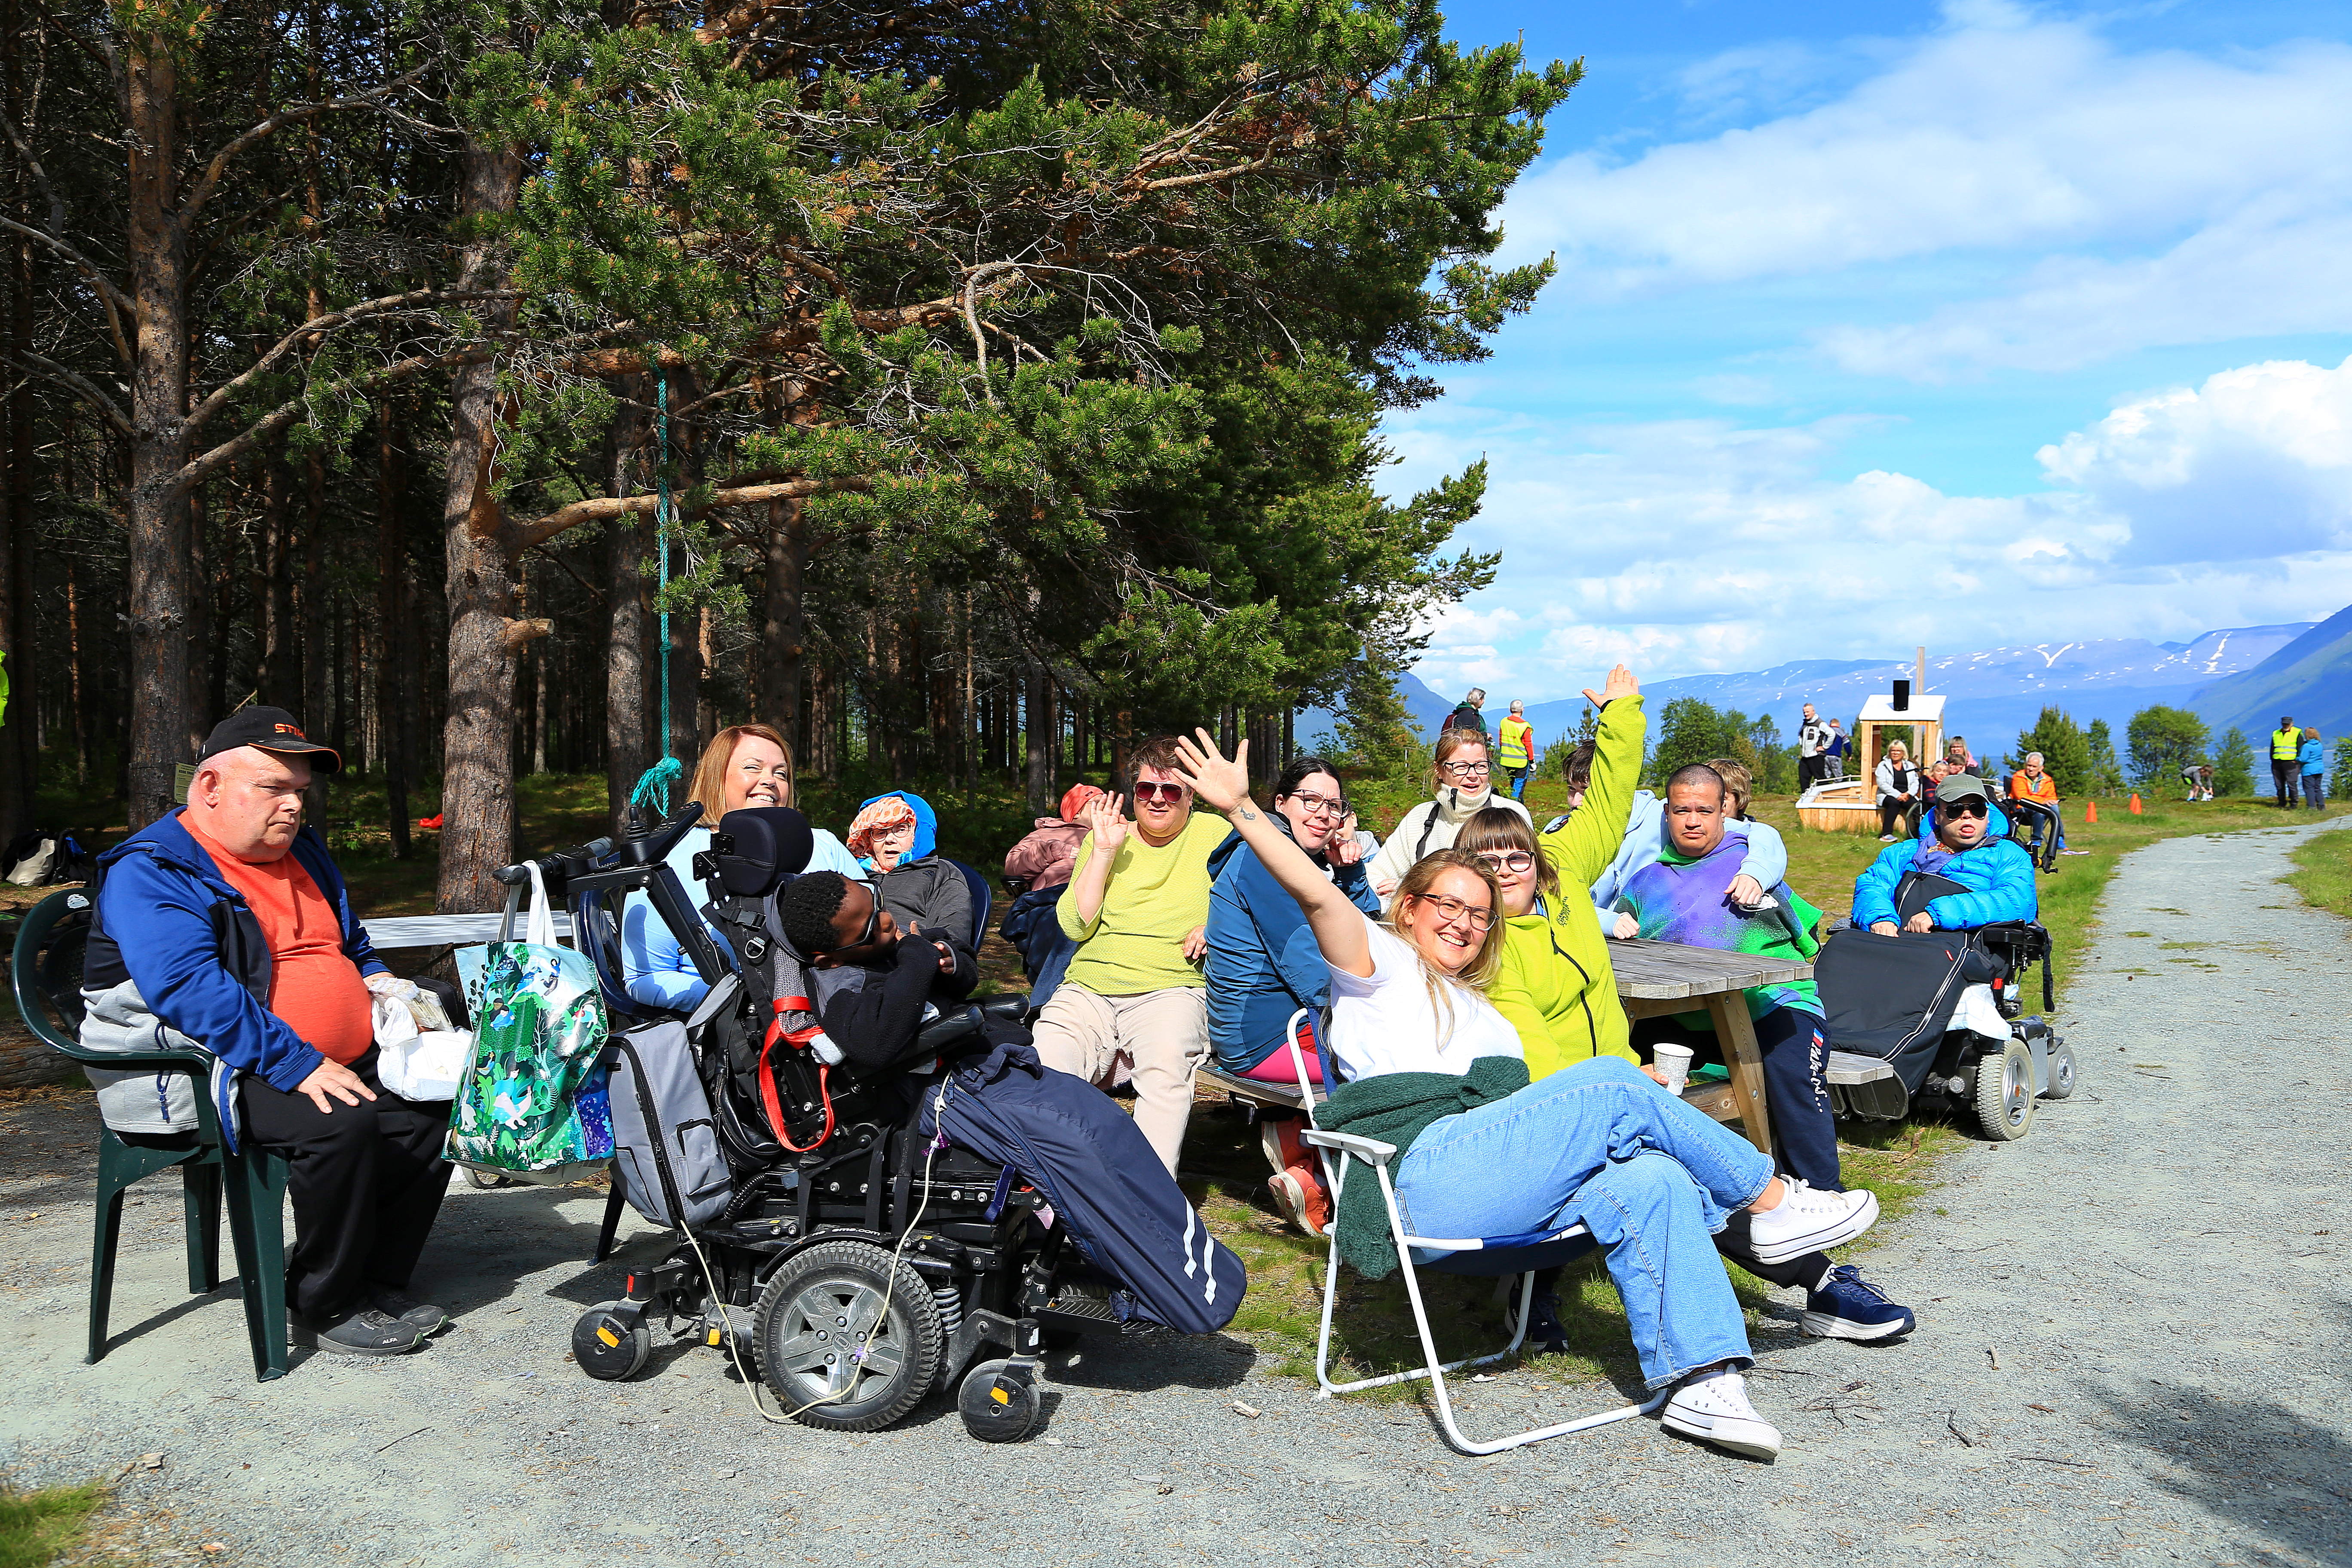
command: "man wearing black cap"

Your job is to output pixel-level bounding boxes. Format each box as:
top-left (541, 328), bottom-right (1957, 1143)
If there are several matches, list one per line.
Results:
top-left (78, 708), bottom-right (452, 1357)
top-left (1851, 772), bottom-right (2038, 935)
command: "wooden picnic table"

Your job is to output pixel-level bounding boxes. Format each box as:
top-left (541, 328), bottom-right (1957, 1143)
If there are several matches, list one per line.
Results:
top-left (1200, 935), bottom-right (1809, 1158)
top-left (362, 910), bottom-right (573, 952)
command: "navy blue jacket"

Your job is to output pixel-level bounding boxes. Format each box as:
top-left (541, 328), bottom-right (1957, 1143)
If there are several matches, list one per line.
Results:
top-left (87, 810), bottom-right (386, 1135)
top-left (1204, 821), bottom-right (1381, 1073)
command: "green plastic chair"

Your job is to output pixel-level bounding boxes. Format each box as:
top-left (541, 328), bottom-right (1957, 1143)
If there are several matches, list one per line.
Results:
top-left (12, 887), bottom-right (292, 1380)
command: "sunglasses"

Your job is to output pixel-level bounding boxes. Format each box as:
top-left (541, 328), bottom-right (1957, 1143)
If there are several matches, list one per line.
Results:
top-left (1411, 892), bottom-right (1497, 933)
top-left (1133, 781), bottom-right (1191, 805)
top-left (841, 890), bottom-right (882, 949)
top-left (1473, 850), bottom-right (1535, 874)
top-left (1941, 800), bottom-right (1989, 818)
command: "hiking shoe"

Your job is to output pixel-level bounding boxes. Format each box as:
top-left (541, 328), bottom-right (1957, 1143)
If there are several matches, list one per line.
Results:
top-left (1746, 1181), bottom-right (1877, 1265)
top-left (1505, 1289), bottom-right (1571, 1356)
top-left (1799, 1265), bottom-right (1914, 1341)
top-left (1877, 834), bottom-right (1897, 842)
top-left (1268, 1163), bottom-right (1330, 1236)
top-left (369, 1289), bottom-right (450, 1336)
top-left (1661, 1369), bottom-right (1781, 1460)
top-left (309, 1307), bottom-right (424, 1357)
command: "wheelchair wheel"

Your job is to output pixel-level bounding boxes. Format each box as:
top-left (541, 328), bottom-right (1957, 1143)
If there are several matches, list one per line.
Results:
top-left (573, 1302), bottom-right (652, 1380)
top-left (753, 1240), bottom-right (943, 1432)
top-left (1971, 1037), bottom-right (2036, 1141)
top-left (2042, 1039), bottom-right (2078, 1100)
top-left (958, 1358), bottom-right (1041, 1443)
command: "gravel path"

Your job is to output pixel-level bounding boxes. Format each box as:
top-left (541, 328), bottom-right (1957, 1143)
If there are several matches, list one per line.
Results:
top-left (5, 818), bottom-right (2348, 1567)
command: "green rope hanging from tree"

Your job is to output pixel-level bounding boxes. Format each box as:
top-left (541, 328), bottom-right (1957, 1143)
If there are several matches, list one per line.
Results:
top-left (628, 376), bottom-right (683, 817)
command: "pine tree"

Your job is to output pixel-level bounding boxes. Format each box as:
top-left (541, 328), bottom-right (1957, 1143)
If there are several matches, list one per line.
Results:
top-left (2013, 707), bottom-right (2092, 796)
top-left (2212, 727), bottom-right (2255, 797)
top-left (2084, 718), bottom-right (2124, 795)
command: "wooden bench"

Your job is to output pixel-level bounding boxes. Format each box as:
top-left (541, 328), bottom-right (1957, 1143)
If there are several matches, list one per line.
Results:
top-left (1202, 937), bottom-right (1816, 1161)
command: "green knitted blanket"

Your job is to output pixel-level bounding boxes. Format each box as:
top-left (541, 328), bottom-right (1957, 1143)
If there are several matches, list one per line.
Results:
top-left (1318, 1055), bottom-right (1531, 1279)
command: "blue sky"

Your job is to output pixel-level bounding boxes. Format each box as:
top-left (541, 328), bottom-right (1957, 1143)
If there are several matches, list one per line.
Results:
top-left (1390, 0), bottom-right (2352, 703)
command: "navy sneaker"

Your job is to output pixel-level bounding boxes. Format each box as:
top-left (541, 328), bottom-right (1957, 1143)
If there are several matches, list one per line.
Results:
top-left (1507, 1289), bottom-right (1571, 1356)
top-left (1799, 1265), bottom-right (1915, 1341)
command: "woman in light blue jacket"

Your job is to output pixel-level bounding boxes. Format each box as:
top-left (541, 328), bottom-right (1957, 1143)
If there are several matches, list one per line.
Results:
top-left (619, 724), bottom-right (863, 1011)
top-left (2300, 728), bottom-right (2327, 810)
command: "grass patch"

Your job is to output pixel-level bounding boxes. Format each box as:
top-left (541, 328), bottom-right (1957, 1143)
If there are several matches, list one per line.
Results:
top-left (0, 1481), bottom-right (107, 1568)
top-left (2287, 827), bottom-right (2352, 921)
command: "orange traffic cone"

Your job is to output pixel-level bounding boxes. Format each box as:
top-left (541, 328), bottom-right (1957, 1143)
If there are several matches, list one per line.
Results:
top-left (2128, 793), bottom-right (2143, 814)
top-left (2086, 799), bottom-right (2099, 825)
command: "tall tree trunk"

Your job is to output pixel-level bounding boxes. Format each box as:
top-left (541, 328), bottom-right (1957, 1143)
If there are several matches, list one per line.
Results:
top-left (0, 0), bottom-right (23, 842)
top-left (300, 448), bottom-right (328, 818)
top-left (757, 496), bottom-right (806, 752)
top-left (375, 398), bottom-right (410, 859)
top-left (1024, 661), bottom-right (1054, 815)
top-left (64, 556), bottom-right (87, 786)
top-left (604, 384), bottom-right (652, 827)
top-left (124, 32), bottom-right (195, 827)
top-left (434, 134), bottom-right (529, 913)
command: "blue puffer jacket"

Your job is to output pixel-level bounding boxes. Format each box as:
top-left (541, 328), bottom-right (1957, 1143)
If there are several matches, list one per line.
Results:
top-left (1851, 801), bottom-right (2038, 930)
top-left (1204, 818), bottom-right (1382, 1073)
top-left (2300, 738), bottom-right (2325, 774)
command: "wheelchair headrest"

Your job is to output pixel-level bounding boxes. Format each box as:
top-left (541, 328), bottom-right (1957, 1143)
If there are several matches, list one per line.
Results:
top-left (713, 808), bottom-right (814, 897)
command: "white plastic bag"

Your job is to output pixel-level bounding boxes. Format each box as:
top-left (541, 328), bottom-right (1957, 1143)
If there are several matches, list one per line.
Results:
top-left (374, 992), bottom-right (471, 1103)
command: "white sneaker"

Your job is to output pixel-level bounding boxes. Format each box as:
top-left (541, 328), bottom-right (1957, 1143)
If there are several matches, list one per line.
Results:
top-left (1661, 1369), bottom-right (1782, 1460)
top-left (1745, 1179), bottom-right (1877, 1264)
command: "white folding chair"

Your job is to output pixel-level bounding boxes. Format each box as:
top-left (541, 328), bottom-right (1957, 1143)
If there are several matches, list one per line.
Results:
top-left (1281, 1012), bottom-right (1669, 1455)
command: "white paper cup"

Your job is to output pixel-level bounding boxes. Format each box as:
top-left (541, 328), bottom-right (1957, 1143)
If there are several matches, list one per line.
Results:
top-left (1651, 1042), bottom-right (1695, 1094)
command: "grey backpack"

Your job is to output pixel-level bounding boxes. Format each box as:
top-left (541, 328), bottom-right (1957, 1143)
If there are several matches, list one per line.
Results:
top-left (605, 977), bottom-right (738, 1231)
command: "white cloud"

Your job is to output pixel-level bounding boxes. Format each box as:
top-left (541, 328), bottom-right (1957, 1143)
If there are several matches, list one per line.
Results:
top-left (1387, 357), bottom-right (2352, 692)
top-left (1495, 6), bottom-right (2352, 375)
top-left (2037, 355), bottom-right (2352, 564)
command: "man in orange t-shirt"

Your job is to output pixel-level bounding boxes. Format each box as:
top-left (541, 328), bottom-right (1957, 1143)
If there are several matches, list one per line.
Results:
top-left (83, 708), bottom-right (452, 1357)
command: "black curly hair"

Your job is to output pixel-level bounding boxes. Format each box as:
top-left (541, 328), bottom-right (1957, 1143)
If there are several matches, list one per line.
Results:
top-left (778, 871), bottom-right (855, 956)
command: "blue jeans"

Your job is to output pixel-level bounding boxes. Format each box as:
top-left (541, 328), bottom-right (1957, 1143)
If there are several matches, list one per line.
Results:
top-left (1391, 1056), bottom-right (1774, 1388)
top-left (1507, 766), bottom-right (1531, 800)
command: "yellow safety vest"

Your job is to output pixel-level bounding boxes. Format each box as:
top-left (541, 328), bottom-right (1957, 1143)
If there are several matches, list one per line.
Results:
top-left (2274, 728), bottom-right (2303, 760)
top-left (1498, 717), bottom-right (1534, 768)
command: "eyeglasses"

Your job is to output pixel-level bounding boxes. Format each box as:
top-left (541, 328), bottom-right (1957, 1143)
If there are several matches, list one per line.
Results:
top-left (1132, 782), bottom-right (1191, 805)
top-left (1283, 790), bottom-right (1347, 819)
top-left (1438, 760), bottom-right (1491, 778)
top-left (1410, 892), bottom-right (1496, 932)
top-left (1473, 850), bottom-right (1534, 875)
top-left (1941, 801), bottom-right (1989, 818)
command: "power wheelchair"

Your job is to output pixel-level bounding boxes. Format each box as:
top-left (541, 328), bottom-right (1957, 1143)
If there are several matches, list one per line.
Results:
top-left (1816, 872), bottom-right (2076, 1143)
top-left (509, 804), bottom-right (1124, 1442)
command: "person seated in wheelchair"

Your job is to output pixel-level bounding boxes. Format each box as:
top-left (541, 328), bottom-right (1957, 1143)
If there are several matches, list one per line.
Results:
top-left (2005, 752), bottom-right (2071, 858)
top-left (773, 870), bottom-right (978, 1073)
top-left (845, 791), bottom-right (978, 982)
top-left (1173, 721), bottom-right (1878, 1461)
top-left (1853, 773), bottom-right (2037, 936)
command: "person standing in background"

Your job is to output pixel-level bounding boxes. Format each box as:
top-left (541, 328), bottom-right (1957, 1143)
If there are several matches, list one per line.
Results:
top-left (1445, 688), bottom-right (1488, 737)
top-left (1823, 719), bottom-right (1850, 778)
top-left (1497, 701), bottom-right (1537, 801)
top-left (1795, 704), bottom-right (1831, 793)
top-left (2273, 718), bottom-right (2304, 808)
top-left (2300, 727), bottom-right (2327, 810)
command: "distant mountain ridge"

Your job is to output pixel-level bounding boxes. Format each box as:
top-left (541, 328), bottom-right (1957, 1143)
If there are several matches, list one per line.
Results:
top-left (1366, 623), bottom-right (2320, 762)
top-left (2190, 605), bottom-right (2352, 740)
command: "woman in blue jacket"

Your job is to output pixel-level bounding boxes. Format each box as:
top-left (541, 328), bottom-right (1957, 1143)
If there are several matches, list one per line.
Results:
top-left (1851, 776), bottom-right (2037, 932)
top-left (2300, 728), bottom-right (2327, 810)
top-left (1204, 755), bottom-right (1381, 1085)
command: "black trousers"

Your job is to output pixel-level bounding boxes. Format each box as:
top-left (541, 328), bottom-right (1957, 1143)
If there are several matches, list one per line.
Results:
top-left (1797, 755), bottom-right (1824, 793)
top-left (239, 1048), bottom-right (451, 1320)
top-left (1629, 1009), bottom-right (1842, 1191)
top-left (2272, 759), bottom-right (2299, 805)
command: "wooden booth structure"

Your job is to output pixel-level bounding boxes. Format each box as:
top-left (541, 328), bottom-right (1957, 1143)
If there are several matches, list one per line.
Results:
top-left (1795, 681), bottom-right (1945, 834)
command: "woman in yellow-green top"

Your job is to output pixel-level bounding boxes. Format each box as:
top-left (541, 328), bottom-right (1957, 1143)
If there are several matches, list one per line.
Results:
top-left (1034, 734), bottom-right (1231, 1175)
top-left (1453, 667), bottom-right (1645, 1077)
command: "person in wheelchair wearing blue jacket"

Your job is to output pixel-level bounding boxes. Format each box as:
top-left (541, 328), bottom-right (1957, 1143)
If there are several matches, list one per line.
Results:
top-left (1852, 773), bottom-right (2037, 934)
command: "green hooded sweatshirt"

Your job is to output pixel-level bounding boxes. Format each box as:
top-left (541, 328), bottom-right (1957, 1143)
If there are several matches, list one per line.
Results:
top-left (1318, 1054), bottom-right (1534, 1279)
top-left (1487, 693), bottom-right (1645, 1078)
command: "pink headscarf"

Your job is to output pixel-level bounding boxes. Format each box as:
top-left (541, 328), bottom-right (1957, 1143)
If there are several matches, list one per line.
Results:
top-left (845, 795), bottom-right (919, 862)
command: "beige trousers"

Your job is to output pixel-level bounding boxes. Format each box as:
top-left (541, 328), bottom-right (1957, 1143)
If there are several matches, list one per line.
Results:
top-left (1028, 984), bottom-right (1208, 1175)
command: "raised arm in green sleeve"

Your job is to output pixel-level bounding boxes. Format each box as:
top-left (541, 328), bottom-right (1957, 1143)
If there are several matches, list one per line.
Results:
top-left (1542, 693), bottom-right (1648, 890)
